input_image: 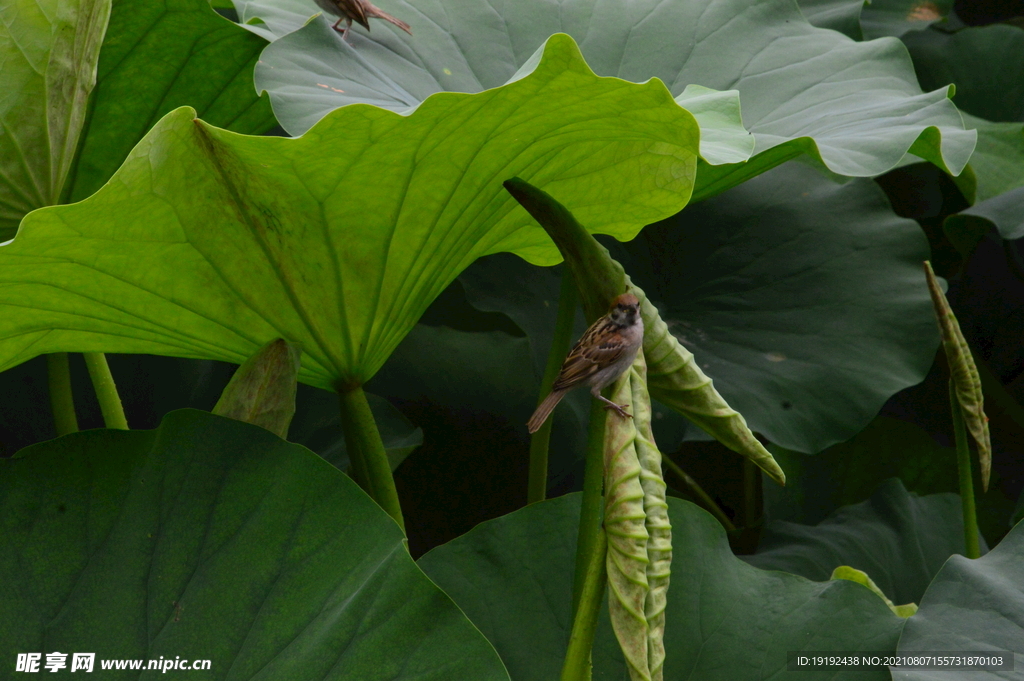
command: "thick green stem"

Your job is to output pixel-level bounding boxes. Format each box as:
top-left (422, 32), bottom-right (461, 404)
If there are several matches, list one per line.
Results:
top-left (338, 384), bottom-right (406, 533)
top-left (950, 379), bottom-right (981, 559)
top-left (47, 353), bottom-right (79, 436)
top-left (83, 352), bottom-right (128, 430)
top-left (663, 454), bottom-right (736, 532)
top-left (571, 398), bottom-right (607, 618)
top-left (528, 269), bottom-right (579, 504)
top-left (560, 528), bottom-right (607, 681)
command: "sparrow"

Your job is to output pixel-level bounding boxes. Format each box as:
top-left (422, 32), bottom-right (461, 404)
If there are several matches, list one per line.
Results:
top-left (313, 0), bottom-right (412, 37)
top-left (527, 293), bottom-right (644, 434)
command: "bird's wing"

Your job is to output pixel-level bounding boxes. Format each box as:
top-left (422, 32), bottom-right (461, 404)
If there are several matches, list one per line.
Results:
top-left (551, 320), bottom-right (625, 392)
top-left (344, 0), bottom-right (370, 28)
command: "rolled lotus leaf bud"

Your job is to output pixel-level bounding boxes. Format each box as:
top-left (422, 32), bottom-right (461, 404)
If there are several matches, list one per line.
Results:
top-left (213, 338), bottom-right (301, 438)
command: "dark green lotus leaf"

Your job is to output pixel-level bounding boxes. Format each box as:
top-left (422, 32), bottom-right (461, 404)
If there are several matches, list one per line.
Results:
top-left (903, 25), bottom-right (1024, 123)
top-left (797, 0), bottom-right (950, 40)
top-left (64, 0), bottom-right (278, 204)
top-left (893, 519), bottom-right (1024, 680)
top-left (246, 0), bottom-right (974, 199)
top-left (0, 0), bottom-right (110, 240)
top-left (0, 34), bottom-right (700, 390)
top-left (419, 493), bottom-right (904, 681)
top-left (0, 409), bottom-right (509, 680)
top-left (746, 478), bottom-right (974, 606)
top-left (602, 162), bottom-right (935, 452)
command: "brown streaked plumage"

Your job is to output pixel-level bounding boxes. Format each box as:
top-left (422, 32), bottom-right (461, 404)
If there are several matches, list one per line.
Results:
top-left (313, 0), bottom-right (412, 38)
top-left (527, 293), bottom-right (643, 434)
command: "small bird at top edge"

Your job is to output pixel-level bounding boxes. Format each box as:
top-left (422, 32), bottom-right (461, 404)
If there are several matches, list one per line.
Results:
top-left (314, 0), bottom-right (413, 38)
top-left (527, 293), bottom-right (644, 434)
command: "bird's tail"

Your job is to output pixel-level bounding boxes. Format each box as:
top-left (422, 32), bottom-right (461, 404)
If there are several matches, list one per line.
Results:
top-left (527, 390), bottom-right (566, 434)
top-left (365, 3), bottom-right (412, 33)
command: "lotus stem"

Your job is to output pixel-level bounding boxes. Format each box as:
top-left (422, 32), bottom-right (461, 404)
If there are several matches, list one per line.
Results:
top-left (338, 384), bottom-right (406, 532)
top-left (950, 378), bottom-right (981, 559)
top-left (560, 528), bottom-right (607, 681)
top-left (83, 352), bottom-right (128, 430)
top-left (47, 353), bottom-right (79, 436)
top-left (563, 397), bottom-right (608, 680)
top-left (529, 269), bottom-right (579, 504)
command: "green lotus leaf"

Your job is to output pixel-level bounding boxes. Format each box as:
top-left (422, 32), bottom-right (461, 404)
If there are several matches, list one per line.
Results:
top-left (797, 0), bottom-right (951, 40)
top-left (0, 409), bottom-right (509, 680)
top-left (894, 518), bottom-right (1024, 679)
top-left (606, 162), bottom-right (936, 452)
top-left (247, 0), bottom-right (974, 199)
top-left (0, 0), bottom-right (277, 243)
top-left (746, 479), bottom-right (974, 606)
top-left (903, 25), bottom-right (1024, 124)
top-left (419, 493), bottom-right (904, 681)
top-left (0, 0), bottom-right (110, 239)
top-left (0, 34), bottom-right (700, 390)
top-left (64, 0), bottom-right (278, 205)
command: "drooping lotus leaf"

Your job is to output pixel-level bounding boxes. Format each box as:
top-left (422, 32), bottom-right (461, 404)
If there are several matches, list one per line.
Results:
top-left (903, 25), bottom-right (1024, 124)
top-left (893, 518), bottom-right (1024, 680)
top-left (245, 0), bottom-right (974, 199)
top-left (503, 177), bottom-right (786, 484)
top-left (0, 0), bottom-right (110, 239)
top-left (418, 493), bottom-right (904, 681)
top-left (0, 409), bottom-right (509, 680)
top-left (606, 162), bottom-right (936, 453)
top-left (746, 478), bottom-right (973, 606)
top-left (0, 35), bottom-right (700, 389)
top-left (64, 0), bottom-right (278, 204)
top-left (797, 0), bottom-right (951, 40)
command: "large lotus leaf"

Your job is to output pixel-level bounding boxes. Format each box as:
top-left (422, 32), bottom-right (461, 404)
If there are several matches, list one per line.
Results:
top-left (247, 0), bottom-right (974, 199)
top-left (903, 25), bottom-right (1024, 124)
top-left (419, 493), bottom-right (904, 681)
top-left (797, 0), bottom-right (951, 40)
top-left (64, 0), bottom-right (278, 205)
top-left (0, 34), bottom-right (700, 389)
top-left (0, 409), bottom-right (509, 680)
top-left (893, 519), bottom-right (1024, 680)
top-left (745, 478), bottom-right (973, 606)
top-left (602, 162), bottom-right (935, 453)
top-left (0, 0), bottom-right (110, 239)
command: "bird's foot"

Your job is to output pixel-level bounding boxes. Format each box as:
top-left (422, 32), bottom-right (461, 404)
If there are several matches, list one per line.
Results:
top-left (603, 402), bottom-right (632, 420)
